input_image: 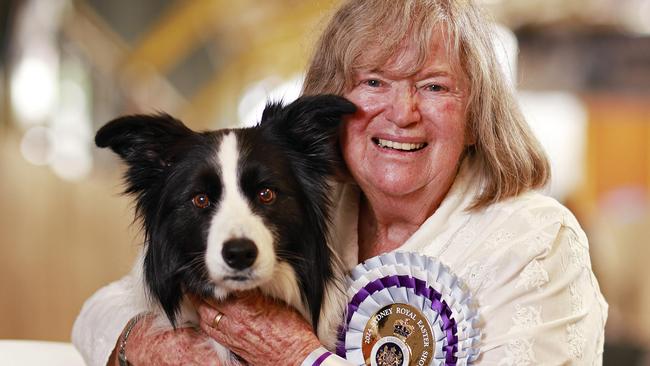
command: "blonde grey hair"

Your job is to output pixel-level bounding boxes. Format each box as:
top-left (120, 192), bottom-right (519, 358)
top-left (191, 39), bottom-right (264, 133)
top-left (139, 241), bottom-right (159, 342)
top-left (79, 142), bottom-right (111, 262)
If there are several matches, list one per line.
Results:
top-left (302, 0), bottom-right (550, 209)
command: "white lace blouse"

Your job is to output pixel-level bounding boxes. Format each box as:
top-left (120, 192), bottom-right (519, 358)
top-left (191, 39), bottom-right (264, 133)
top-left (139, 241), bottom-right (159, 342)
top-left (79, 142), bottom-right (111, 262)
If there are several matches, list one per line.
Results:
top-left (72, 160), bottom-right (608, 365)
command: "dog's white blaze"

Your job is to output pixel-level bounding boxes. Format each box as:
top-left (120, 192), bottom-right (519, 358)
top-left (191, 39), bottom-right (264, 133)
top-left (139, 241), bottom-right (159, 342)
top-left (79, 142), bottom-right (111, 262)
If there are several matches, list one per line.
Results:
top-left (205, 133), bottom-right (276, 293)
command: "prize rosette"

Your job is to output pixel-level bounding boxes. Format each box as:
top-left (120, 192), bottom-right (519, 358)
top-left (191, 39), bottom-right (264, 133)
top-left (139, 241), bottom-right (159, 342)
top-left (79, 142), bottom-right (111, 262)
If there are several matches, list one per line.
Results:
top-left (337, 251), bottom-right (481, 366)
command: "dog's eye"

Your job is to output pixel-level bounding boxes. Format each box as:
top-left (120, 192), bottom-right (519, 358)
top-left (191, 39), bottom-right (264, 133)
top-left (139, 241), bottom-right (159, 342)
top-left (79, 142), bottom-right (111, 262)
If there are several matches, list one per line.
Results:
top-left (192, 194), bottom-right (210, 209)
top-left (257, 188), bottom-right (276, 205)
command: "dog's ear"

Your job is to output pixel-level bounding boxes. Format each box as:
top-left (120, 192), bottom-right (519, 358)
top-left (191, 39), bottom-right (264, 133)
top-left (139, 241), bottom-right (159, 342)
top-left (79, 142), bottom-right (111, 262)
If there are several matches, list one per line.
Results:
top-left (96, 114), bottom-right (193, 166)
top-left (95, 114), bottom-right (194, 193)
top-left (261, 94), bottom-right (356, 153)
top-left (260, 101), bottom-right (284, 124)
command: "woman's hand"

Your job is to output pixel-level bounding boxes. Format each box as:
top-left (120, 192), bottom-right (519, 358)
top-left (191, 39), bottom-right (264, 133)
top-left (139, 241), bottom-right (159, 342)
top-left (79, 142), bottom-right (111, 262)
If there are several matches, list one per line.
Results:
top-left (109, 313), bottom-right (221, 365)
top-left (193, 291), bottom-right (322, 366)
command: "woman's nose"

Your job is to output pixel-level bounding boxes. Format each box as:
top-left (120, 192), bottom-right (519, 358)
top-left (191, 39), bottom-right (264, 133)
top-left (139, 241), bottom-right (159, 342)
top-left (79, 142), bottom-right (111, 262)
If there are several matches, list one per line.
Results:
top-left (386, 85), bottom-right (421, 127)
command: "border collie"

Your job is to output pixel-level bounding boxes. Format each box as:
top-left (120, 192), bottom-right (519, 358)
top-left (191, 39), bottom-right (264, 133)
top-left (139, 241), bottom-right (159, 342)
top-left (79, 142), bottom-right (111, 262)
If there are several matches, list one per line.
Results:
top-left (96, 94), bottom-right (355, 358)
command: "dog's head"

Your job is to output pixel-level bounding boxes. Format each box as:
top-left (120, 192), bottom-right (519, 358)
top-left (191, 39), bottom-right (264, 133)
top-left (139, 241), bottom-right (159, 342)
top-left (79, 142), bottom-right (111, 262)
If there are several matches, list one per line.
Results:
top-left (96, 95), bottom-right (355, 327)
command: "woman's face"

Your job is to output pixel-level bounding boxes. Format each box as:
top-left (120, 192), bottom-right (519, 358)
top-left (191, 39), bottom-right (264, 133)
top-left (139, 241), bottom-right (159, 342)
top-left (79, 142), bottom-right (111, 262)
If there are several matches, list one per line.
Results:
top-left (341, 35), bottom-right (470, 203)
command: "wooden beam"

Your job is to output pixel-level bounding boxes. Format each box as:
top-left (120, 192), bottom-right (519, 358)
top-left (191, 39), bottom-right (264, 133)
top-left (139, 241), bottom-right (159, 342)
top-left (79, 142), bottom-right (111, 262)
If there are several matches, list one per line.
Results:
top-left (181, 0), bottom-right (340, 128)
top-left (121, 0), bottom-right (222, 76)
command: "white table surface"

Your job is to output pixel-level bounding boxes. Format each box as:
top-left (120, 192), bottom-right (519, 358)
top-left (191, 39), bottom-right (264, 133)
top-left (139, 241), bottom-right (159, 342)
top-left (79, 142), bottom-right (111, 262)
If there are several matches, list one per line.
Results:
top-left (0, 340), bottom-right (85, 365)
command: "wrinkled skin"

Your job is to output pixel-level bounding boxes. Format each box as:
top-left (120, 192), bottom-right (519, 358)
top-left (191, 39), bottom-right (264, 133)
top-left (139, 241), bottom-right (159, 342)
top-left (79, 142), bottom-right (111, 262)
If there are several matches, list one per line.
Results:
top-left (194, 292), bottom-right (322, 366)
top-left (110, 314), bottom-right (221, 366)
top-left (112, 293), bottom-right (319, 366)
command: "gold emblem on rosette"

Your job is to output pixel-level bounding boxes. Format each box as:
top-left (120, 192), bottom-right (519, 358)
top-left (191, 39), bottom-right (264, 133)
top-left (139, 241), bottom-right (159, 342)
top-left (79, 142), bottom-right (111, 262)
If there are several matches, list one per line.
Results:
top-left (362, 303), bottom-right (434, 366)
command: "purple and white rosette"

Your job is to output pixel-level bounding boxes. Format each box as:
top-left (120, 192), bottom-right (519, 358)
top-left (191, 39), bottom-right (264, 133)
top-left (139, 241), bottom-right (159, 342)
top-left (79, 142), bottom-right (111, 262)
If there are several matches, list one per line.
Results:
top-left (337, 252), bottom-right (481, 366)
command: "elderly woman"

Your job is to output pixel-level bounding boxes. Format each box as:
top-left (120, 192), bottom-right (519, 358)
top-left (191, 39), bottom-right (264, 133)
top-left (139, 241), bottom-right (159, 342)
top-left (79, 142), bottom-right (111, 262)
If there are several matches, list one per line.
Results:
top-left (73, 0), bottom-right (607, 365)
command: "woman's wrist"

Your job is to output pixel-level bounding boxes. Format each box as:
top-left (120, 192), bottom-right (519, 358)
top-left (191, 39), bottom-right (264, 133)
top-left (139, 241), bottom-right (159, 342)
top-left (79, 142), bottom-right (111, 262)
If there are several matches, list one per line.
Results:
top-left (117, 312), bottom-right (149, 366)
top-left (108, 312), bottom-right (149, 366)
top-left (290, 336), bottom-right (323, 366)
top-left (118, 314), bottom-right (220, 365)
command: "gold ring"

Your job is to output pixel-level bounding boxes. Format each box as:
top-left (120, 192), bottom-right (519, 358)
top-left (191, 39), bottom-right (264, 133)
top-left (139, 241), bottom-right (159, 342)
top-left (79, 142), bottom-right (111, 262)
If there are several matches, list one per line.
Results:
top-left (211, 311), bottom-right (224, 329)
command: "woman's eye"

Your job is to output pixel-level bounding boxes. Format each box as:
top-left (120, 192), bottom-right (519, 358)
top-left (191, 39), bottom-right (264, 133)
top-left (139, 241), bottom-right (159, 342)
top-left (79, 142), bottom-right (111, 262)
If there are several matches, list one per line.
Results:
top-left (364, 79), bottom-right (383, 88)
top-left (424, 84), bottom-right (446, 92)
top-left (192, 194), bottom-right (210, 209)
top-left (257, 188), bottom-right (276, 205)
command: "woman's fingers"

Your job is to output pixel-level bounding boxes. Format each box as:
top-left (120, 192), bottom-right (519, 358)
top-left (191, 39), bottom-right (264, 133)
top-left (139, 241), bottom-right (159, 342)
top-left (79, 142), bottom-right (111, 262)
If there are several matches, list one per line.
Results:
top-left (192, 296), bottom-right (230, 346)
top-left (191, 292), bottom-right (322, 366)
top-left (193, 292), bottom-right (265, 355)
top-left (193, 297), bottom-right (220, 328)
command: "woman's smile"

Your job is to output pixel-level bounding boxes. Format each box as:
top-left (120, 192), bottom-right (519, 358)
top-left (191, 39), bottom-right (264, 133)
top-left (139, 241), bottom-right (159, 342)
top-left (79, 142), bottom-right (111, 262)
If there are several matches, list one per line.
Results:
top-left (372, 137), bottom-right (428, 152)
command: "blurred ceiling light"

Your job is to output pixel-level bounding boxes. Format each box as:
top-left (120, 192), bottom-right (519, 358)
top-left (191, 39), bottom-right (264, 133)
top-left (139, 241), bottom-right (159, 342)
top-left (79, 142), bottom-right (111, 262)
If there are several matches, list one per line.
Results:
top-left (47, 57), bottom-right (94, 182)
top-left (15, 0), bottom-right (67, 40)
top-left (624, 0), bottom-right (650, 35)
top-left (50, 109), bottom-right (93, 182)
top-left (519, 91), bottom-right (588, 202)
top-left (50, 138), bottom-right (93, 182)
top-left (55, 79), bottom-right (91, 139)
top-left (10, 0), bottom-right (67, 126)
top-left (49, 116), bottom-right (93, 182)
top-left (238, 74), bottom-right (303, 127)
top-left (10, 56), bottom-right (58, 125)
top-left (20, 126), bottom-right (55, 166)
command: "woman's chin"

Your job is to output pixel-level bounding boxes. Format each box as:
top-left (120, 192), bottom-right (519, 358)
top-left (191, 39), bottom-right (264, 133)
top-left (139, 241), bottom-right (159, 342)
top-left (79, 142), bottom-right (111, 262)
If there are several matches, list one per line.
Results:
top-left (361, 174), bottom-right (430, 200)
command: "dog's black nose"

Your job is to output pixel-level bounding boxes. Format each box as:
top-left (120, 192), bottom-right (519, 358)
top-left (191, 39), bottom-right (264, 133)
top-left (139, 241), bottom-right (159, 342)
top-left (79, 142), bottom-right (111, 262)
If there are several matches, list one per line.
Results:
top-left (222, 238), bottom-right (258, 270)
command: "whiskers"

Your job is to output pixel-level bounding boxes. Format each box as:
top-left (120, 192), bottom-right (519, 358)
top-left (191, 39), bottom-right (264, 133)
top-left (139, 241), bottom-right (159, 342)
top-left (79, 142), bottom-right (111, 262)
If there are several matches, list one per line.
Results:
top-left (175, 251), bottom-right (209, 277)
top-left (275, 249), bottom-right (310, 266)
top-left (173, 252), bottom-right (218, 298)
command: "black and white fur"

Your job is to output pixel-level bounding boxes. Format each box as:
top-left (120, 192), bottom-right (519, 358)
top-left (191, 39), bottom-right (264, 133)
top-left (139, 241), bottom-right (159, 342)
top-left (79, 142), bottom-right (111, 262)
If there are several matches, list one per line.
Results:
top-left (96, 95), bottom-right (355, 358)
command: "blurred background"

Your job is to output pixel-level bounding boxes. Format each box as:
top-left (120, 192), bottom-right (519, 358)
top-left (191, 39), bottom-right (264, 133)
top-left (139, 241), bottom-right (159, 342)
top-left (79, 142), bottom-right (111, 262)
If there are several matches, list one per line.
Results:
top-left (0, 0), bottom-right (648, 364)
